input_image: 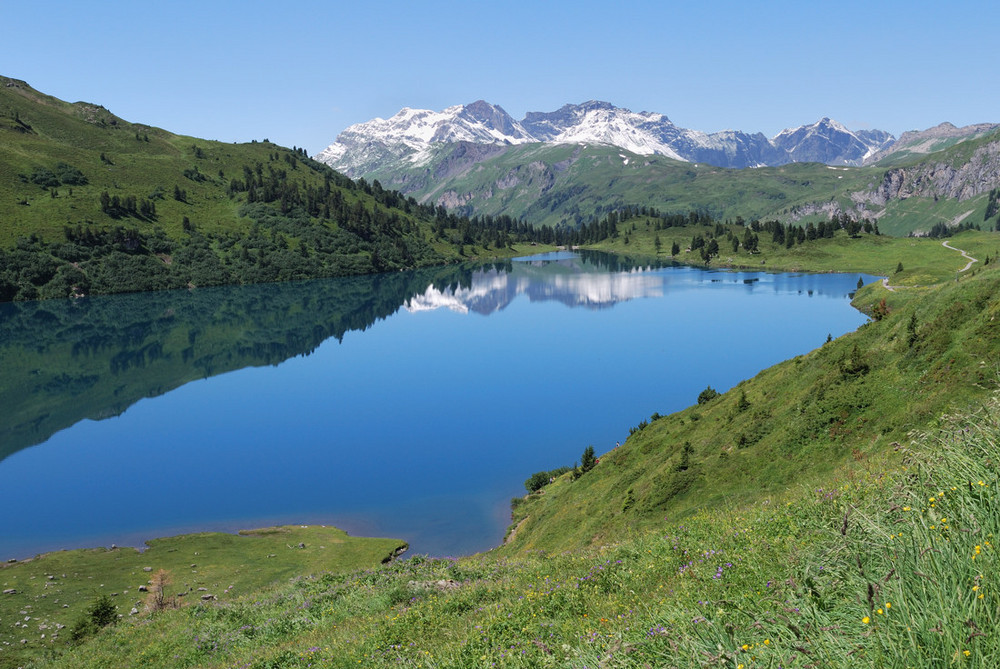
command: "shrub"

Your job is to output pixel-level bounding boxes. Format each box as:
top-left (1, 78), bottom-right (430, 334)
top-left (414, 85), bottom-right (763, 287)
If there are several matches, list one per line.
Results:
top-left (29, 166), bottom-right (60, 188)
top-left (55, 162), bottom-right (88, 185)
top-left (697, 385), bottom-right (719, 404)
top-left (524, 467), bottom-right (572, 492)
top-left (70, 594), bottom-right (117, 642)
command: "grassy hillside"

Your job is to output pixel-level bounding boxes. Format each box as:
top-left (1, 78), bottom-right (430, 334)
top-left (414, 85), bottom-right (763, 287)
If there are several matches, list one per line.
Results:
top-left (0, 76), bottom-right (549, 301)
top-left (0, 526), bottom-right (404, 668)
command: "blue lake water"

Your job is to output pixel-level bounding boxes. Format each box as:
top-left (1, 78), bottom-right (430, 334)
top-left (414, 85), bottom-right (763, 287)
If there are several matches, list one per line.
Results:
top-left (0, 253), bottom-right (876, 559)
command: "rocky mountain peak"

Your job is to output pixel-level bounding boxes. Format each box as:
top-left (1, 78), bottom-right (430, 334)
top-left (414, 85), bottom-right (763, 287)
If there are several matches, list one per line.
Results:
top-left (455, 101), bottom-right (529, 142)
top-left (772, 117), bottom-right (892, 166)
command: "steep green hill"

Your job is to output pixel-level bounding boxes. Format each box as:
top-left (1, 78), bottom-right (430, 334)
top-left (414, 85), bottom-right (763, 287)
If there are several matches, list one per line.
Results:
top-left (0, 77), bottom-right (546, 301)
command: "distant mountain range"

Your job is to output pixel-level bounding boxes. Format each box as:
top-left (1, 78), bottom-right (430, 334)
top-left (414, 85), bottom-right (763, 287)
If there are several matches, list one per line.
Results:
top-left (316, 100), bottom-right (896, 174)
top-left (314, 100), bottom-right (1000, 235)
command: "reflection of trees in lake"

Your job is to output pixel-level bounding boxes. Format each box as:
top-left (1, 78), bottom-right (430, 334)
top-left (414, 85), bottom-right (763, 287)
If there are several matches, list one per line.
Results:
top-left (0, 263), bottom-right (481, 461)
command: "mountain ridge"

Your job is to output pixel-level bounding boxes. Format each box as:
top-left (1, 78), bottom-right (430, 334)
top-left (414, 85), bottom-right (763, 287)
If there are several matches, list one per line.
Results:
top-left (315, 100), bottom-right (1000, 236)
top-left (316, 100), bottom-right (896, 174)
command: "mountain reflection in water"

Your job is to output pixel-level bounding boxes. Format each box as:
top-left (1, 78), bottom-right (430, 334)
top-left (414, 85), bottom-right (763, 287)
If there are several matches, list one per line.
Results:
top-left (406, 257), bottom-right (670, 314)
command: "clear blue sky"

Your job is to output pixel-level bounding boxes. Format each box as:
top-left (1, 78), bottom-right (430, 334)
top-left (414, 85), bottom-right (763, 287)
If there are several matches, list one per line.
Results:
top-left (3, 0), bottom-right (997, 154)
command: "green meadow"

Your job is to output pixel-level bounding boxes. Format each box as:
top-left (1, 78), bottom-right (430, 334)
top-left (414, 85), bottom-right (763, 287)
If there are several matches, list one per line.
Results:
top-left (0, 527), bottom-right (404, 667)
top-left (590, 221), bottom-right (998, 286)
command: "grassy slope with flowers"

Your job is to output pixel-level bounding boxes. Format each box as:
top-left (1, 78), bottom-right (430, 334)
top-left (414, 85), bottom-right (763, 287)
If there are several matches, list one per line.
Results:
top-left (15, 244), bottom-right (1000, 668)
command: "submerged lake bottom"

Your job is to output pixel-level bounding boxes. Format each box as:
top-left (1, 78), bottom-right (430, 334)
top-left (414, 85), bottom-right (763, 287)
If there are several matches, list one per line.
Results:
top-left (0, 252), bottom-right (876, 559)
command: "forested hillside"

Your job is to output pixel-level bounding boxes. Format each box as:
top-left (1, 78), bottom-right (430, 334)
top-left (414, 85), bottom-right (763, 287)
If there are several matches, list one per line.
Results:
top-left (0, 77), bottom-right (545, 301)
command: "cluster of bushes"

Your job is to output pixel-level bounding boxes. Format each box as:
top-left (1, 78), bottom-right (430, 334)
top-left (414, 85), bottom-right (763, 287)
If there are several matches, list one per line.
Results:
top-left (523, 467), bottom-right (573, 493)
top-left (523, 445), bottom-right (602, 494)
top-left (20, 162), bottom-right (88, 188)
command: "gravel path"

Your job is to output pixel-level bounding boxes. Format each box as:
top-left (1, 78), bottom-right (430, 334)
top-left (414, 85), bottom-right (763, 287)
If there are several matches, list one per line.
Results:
top-left (881, 240), bottom-right (977, 292)
top-left (941, 240), bottom-right (978, 272)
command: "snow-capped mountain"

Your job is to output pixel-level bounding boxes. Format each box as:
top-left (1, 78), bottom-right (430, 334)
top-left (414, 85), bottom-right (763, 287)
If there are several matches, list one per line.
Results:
top-left (317, 101), bottom-right (895, 176)
top-left (771, 117), bottom-right (895, 166)
top-left (314, 101), bottom-right (535, 175)
top-left (520, 101), bottom-right (685, 161)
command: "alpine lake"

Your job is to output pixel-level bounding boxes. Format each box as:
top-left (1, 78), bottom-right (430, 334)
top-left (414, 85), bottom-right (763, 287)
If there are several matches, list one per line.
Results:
top-left (0, 252), bottom-right (876, 560)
